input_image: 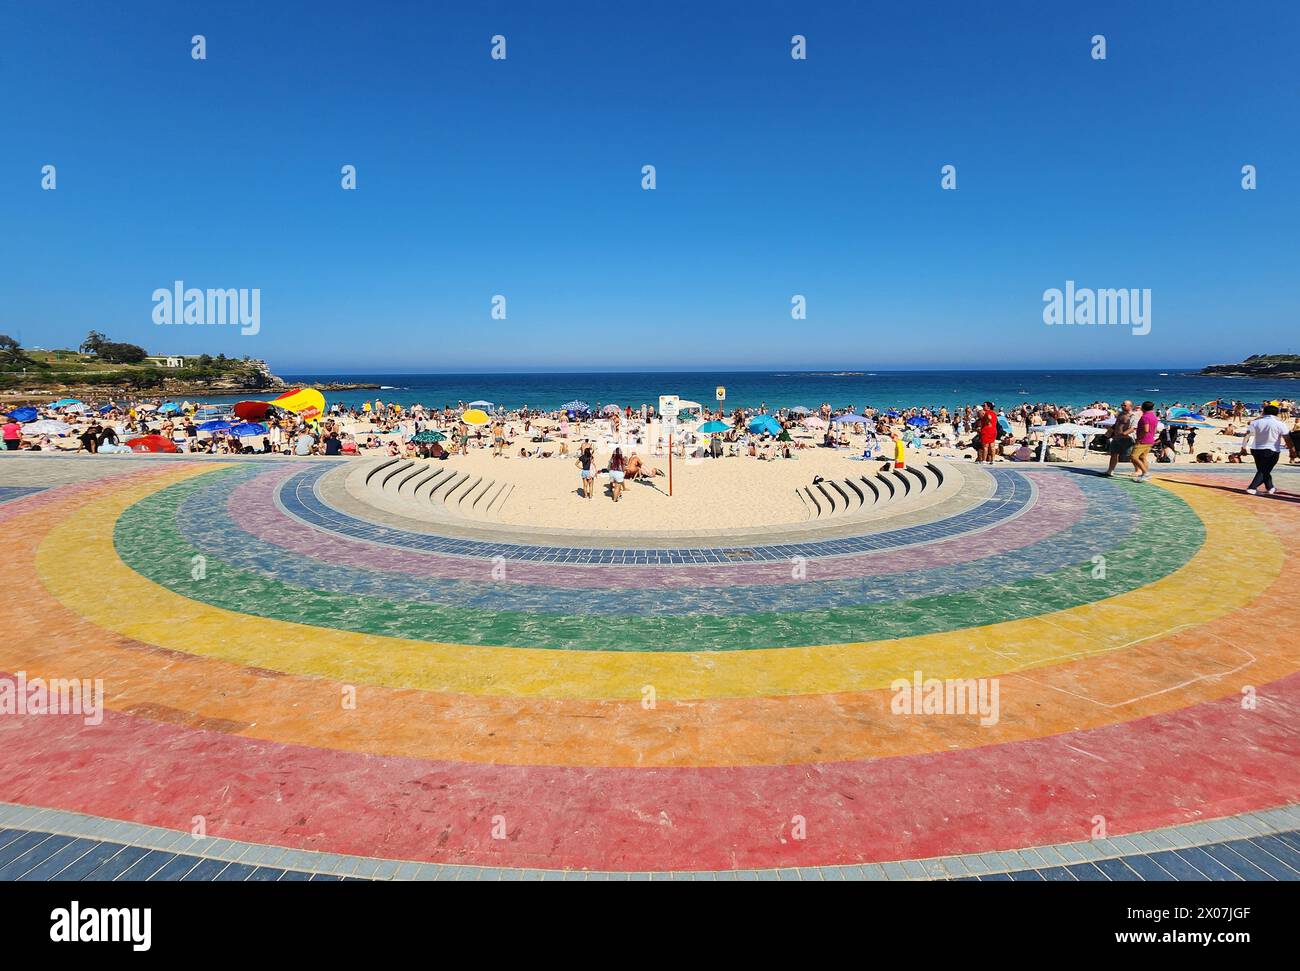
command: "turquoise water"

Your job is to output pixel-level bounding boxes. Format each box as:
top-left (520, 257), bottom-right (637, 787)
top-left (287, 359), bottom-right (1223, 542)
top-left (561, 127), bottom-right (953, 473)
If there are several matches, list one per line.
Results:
top-left (200, 369), bottom-right (1296, 413)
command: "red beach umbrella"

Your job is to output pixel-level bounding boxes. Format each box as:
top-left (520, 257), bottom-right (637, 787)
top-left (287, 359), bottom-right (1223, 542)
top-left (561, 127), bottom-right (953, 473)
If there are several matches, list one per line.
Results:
top-left (126, 434), bottom-right (179, 453)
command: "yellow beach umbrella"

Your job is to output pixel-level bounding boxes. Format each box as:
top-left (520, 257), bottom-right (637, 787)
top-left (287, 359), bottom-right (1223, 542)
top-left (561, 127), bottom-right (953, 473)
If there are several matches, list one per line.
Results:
top-left (461, 409), bottom-right (490, 426)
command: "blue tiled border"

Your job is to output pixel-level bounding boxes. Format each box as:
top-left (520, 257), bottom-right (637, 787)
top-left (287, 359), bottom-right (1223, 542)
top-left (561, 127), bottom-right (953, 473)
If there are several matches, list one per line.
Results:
top-left (279, 465), bottom-right (1037, 564)
top-left (2, 802), bottom-right (1296, 881)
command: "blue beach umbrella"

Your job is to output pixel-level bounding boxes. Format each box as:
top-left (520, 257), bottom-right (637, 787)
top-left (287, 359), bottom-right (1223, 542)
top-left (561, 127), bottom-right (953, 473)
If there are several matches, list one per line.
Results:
top-left (561, 399), bottom-right (590, 413)
top-left (699, 420), bottom-right (730, 433)
top-left (231, 422), bottom-right (268, 437)
top-left (98, 404), bottom-right (114, 415)
top-left (158, 402), bottom-right (181, 413)
top-left (747, 415), bottom-right (781, 435)
top-left (198, 419), bottom-right (234, 433)
top-left (885, 410), bottom-right (901, 418)
top-left (906, 416), bottom-right (930, 427)
top-left (5, 407), bottom-right (38, 423)
top-left (52, 398), bottom-right (83, 409)
top-left (833, 413), bottom-right (869, 424)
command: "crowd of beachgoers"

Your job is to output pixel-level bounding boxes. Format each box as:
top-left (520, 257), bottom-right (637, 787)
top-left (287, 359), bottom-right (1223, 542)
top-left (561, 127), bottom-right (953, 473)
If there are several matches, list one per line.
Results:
top-left (4, 394), bottom-right (1298, 494)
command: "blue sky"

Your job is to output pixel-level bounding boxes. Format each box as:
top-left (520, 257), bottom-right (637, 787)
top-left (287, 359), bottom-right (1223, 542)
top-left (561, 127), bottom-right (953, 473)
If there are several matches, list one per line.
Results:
top-left (2, 0), bottom-right (1296, 372)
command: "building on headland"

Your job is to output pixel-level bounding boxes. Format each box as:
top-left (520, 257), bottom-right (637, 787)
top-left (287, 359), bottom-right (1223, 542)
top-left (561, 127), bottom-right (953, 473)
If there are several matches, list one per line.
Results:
top-left (143, 355), bottom-right (186, 368)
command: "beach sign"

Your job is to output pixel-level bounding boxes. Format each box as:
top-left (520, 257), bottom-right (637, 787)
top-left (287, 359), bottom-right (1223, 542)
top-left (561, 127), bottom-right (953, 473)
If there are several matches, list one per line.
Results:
top-left (659, 395), bottom-right (680, 422)
top-left (716, 385), bottom-right (726, 402)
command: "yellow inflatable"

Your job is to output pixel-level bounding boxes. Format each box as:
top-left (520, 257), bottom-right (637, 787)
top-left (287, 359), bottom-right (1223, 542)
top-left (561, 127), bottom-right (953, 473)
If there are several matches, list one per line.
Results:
top-left (272, 388), bottom-right (326, 420)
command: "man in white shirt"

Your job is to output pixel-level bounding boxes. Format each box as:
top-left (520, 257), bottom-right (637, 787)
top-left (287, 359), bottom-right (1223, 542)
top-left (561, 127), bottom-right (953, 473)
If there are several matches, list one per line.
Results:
top-left (1240, 405), bottom-right (1297, 495)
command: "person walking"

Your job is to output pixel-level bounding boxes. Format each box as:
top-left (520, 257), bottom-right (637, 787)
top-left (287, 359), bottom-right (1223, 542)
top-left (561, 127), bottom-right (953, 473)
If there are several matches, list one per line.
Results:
top-left (1103, 400), bottom-right (1135, 477)
top-left (577, 442), bottom-right (596, 498)
top-left (1130, 401), bottom-right (1159, 481)
top-left (977, 401), bottom-right (998, 464)
top-left (1241, 405), bottom-right (1296, 495)
top-left (608, 447), bottom-right (626, 502)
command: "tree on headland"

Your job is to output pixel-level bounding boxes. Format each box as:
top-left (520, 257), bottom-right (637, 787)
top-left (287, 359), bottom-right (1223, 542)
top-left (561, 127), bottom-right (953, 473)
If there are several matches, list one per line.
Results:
top-left (0, 334), bottom-right (21, 362)
top-left (96, 341), bottom-right (148, 364)
top-left (80, 331), bottom-right (108, 355)
top-left (0, 334), bottom-right (36, 368)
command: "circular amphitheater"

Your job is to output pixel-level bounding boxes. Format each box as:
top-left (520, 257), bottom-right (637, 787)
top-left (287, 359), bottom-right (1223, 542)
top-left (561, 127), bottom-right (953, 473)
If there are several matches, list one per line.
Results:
top-left (1, 454), bottom-right (1297, 877)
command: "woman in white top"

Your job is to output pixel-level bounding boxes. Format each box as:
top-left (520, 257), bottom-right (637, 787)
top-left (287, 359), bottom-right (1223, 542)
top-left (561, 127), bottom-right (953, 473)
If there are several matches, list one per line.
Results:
top-left (1240, 405), bottom-right (1297, 494)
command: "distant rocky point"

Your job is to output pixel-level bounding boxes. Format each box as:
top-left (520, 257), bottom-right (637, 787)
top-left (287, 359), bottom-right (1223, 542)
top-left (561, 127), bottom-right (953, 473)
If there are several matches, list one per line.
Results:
top-left (1200, 354), bottom-right (1300, 379)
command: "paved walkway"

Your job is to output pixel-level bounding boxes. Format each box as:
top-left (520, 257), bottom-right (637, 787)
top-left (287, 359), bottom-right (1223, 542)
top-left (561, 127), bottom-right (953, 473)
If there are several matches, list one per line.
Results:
top-left (1, 453), bottom-right (1297, 876)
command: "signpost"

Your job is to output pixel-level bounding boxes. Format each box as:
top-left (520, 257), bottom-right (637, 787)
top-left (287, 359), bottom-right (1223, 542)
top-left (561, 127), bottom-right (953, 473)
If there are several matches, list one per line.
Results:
top-left (659, 395), bottom-right (680, 497)
top-left (716, 385), bottom-right (726, 403)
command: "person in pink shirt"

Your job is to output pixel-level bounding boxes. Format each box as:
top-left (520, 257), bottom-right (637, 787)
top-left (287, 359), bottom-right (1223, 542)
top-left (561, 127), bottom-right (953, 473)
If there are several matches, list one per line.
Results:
top-left (1130, 400), bottom-right (1159, 481)
top-left (2, 418), bottom-right (22, 450)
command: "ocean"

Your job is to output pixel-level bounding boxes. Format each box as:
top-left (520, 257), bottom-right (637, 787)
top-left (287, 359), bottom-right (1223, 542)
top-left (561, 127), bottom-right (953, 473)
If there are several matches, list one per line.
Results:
top-left (203, 369), bottom-right (1296, 414)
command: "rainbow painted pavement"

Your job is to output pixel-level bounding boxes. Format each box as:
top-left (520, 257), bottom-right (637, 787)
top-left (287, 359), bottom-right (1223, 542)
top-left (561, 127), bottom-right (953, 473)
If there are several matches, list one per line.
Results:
top-left (1, 454), bottom-right (1298, 880)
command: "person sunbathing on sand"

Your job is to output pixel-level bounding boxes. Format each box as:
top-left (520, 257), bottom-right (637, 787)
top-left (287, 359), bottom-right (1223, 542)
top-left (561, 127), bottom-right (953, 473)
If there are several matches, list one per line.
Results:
top-left (625, 453), bottom-right (663, 479)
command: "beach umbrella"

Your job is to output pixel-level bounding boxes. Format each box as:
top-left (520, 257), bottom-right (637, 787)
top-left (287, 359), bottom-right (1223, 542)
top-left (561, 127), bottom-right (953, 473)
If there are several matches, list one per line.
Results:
top-left (231, 422), bottom-right (268, 437)
top-left (1030, 422), bottom-right (1103, 438)
top-left (198, 419), bottom-right (234, 433)
top-left (126, 434), bottom-right (178, 453)
top-left (699, 420), bottom-right (730, 433)
top-left (1029, 423), bottom-right (1104, 463)
top-left (5, 407), bottom-right (38, 423)
top-left (1165, 417), bottom-right (1214, 429)
top-left (62, 402), bottom-right (88, 414)
top-left (747, 415), bottom-right (781, 435)
top-left (560, 400), bottom-right (590, 413)
top-left (234, 400), bottom-right (273, 421)
top-left (833, 413), bottom-right (869, 424)
top-left (601, 404), bottom-right (621, 415)
top-left (52, 398), bottom-right (83, 409)
top-left (467, 400), bottom-right (494, 408)
top-left (23, 419), bottom-right (73, 435)
top-left (906, 416), bottom-right (930, 427)
top-left (1078, 408), bottom-right (1110, 419)
top-left (158, 402), bottom-right (181, 414)
top-left (803, 416), bottom-right (828, 429)
top-left (461, 409), bottom-right (490, 426)
top-left (271, 388), bottom-right (326, 420)
top-left (791, 406), bottom-right (812, 415)
top-left (885, 410), bottom-right (901, 418)
top-left (97, 404), bottom-right (114, 415)
top-left (410, 430), bottom-right (447, 443)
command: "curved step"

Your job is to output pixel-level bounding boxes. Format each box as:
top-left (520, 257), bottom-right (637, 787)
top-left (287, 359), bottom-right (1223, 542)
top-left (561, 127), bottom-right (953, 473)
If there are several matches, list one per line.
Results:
top-left (430, 472), bottom-right (467, 504)
top-left (365, 457), bottom-right (401, 487)
top-left (380, 460), bottom-right (413, 490)
top-left (395, 463), bottom-right (430, 495)
top-left (803, 485), bottom-right (822, 518)
top-left (414, 468), bottom-right (455, 501)
top-left (842, 477), bottom-right (866, 507)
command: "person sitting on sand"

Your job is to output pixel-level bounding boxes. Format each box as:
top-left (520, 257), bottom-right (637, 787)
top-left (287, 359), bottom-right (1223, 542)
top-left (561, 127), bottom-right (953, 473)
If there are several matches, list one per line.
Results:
top-left (625, 453), bottom-right (663, 479)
